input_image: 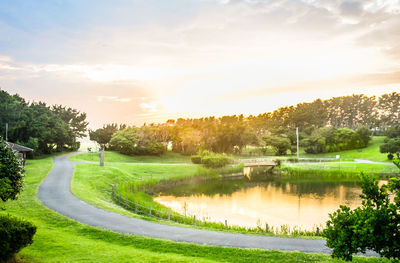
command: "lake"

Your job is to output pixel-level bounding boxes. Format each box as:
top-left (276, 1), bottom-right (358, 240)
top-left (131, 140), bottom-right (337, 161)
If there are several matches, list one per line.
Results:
top-left (154, 172), bottom-right (385, 230)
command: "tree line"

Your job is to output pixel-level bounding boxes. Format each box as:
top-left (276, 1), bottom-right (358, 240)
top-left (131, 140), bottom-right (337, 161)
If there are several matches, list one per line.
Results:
top-left (0, 89), bottom-right (88, 155)
top-left (90, 92), bottom-right (399, 157)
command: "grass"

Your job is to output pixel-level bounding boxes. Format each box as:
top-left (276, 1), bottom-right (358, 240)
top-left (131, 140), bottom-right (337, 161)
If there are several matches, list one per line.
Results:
top-left (70, 150), bottom-right (191, 163)
top-left (280, 161), bottom-right (398, 176)
top-left (301, 136), bottom-right (389, 162)
top-left (1, 156), bottom-right (386, 262)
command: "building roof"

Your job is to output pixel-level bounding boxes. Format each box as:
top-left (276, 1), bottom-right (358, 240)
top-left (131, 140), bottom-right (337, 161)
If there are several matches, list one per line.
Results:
top-left (7, 142), bottom-right (34, 152)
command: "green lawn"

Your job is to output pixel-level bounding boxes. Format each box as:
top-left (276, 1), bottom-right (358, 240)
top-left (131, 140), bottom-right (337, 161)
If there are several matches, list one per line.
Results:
top-left (2, 156), bottom-right (386, 262)
top-left (70, 150), bottom-right (191, 163)
top-left (301, 136), bottom-right (389, 162)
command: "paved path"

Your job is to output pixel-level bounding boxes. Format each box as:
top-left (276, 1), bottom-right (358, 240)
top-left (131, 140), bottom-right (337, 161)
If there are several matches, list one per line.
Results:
top-left (37, 153), bottom-right (374, 255)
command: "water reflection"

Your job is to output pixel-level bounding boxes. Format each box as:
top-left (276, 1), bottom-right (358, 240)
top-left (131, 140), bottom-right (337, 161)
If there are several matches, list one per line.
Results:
top-left (154, 173), bottom-right (386, 230)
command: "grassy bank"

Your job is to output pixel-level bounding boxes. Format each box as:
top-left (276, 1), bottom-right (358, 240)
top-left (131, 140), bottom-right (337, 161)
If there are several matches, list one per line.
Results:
top-left (2, 155), bottom-right (388, 262)
top-left (279, 161), bottom-right (398, 177)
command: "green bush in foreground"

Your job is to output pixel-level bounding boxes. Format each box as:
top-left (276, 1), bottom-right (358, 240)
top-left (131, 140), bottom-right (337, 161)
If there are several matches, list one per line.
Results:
top-left (323, 174), bottom-right (400, 261)
top-left (0, 214), bottom-right (37, 263)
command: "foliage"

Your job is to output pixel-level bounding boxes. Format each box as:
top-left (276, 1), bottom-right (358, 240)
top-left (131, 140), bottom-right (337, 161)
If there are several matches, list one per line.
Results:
top-left (189, 150), bottom-right (234, 168)
top-left (380, 138), bottom-right (400, 159)
top-left (301, 127), bottom-right (371, 154)
top-left (393, 158), bottom-right (400, 170)
top-left (0, 138), bottom-right (24, 202)
top-left (191, 155), bottom-right (202, 164)
top-left (201, 154), bottom-right (233, 168)
top-left (0, 214), bottom-right (36, 263)
top-left (262, 135), bottom-right (291, 156)
top-left (385, 125), bottom-right (400, 139)
top-left (89, 123), bottom-right (120, 148)
top-left (0, 89), bottom-right (87, 155)
top-left (378, 92), bottom-right (400, 126)
top-left (110, 127), bottom-right (166, 156)
top-left (323, 174), bottom-right (400, 261)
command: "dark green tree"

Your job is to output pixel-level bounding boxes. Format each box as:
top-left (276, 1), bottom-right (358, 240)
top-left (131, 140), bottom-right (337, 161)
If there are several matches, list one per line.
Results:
top-left (0, 138), bottom-right (24, 201)
top-left (378, 92), bottom-right (400, 126)
top-left (262, 135), bottom-right (291, 156)
top-left (89, 123), bottom-right (119, 148)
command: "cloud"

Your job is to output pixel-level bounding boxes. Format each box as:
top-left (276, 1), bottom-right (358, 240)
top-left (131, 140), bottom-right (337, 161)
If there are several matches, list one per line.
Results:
top-left (1, 0), bottom-right (400, 127)
top-left (340, 1), bottom-right (363, 16)
top-left (140, 101), bottom-right (159, 113)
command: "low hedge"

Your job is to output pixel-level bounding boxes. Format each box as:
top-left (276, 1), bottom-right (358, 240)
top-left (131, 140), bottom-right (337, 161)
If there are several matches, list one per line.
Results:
top-left (0, 214), bottom-right (36, 263)
top-left (201, 155), bottom-right (233, 168)
top-left (190, 155), bottom-right (202, 164)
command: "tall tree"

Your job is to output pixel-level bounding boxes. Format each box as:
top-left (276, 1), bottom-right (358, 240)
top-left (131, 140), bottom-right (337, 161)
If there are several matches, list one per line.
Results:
top-left (378, 92), bottom-right (400, 126)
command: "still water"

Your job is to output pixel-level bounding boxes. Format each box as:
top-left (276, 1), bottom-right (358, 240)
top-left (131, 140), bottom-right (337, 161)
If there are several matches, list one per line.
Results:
top-left (154, 172), bottom-right (386, 230)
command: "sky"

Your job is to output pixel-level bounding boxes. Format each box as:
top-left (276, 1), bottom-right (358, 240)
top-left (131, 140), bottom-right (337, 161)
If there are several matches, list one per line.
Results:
top-left (0, 0), bottom-right (400, 128)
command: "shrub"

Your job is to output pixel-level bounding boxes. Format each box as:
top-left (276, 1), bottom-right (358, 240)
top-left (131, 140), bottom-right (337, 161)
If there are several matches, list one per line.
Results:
top-left (380, 138), bottom-right (400, 159)
top-left (191, 155), bottom-right (202, 164)
top-left (388, 153), bottom-right (394, 160)
top-left (201, 154), bottom-right (233, 168)
top-left (323, 174), bottom-right (400, 261)
top-left (0, 214), bottom-right (36, 263)
top-left (286, 157), bottom-right (299, 163)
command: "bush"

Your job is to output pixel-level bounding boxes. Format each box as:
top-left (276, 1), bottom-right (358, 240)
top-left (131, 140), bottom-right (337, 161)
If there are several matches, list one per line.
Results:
top-left (286, 157), bottom-right (299, 163)
top-left (201, 154), bottom-right (233, 168)
top-left (388, 153), bottom-right (394, 160)
top-left (191, 155), bottom-right (202, 164)
top-left (323, 174), bottom-right (400, 261)
top-left (380, 138), bottom-right (400, 159)
top-left (0, 214), bottom-right (36, 263)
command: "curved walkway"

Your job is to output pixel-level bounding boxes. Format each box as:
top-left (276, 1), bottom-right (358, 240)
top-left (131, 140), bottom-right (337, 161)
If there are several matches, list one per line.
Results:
top-left (37, 153), bottom-right (370, 255)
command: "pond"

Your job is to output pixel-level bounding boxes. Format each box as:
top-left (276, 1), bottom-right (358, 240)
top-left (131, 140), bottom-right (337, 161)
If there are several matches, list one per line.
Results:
top-left (154, 171), bottom-right (386, 230)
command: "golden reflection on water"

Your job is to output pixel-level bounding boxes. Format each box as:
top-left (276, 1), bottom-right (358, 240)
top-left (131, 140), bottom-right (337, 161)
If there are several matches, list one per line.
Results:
top-left (154, 181), bottom-right (386, 230)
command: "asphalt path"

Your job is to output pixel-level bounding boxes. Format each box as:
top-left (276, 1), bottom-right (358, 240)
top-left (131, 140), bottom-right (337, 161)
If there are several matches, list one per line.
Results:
top-left (37, 153), bottom-right (376, 255)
